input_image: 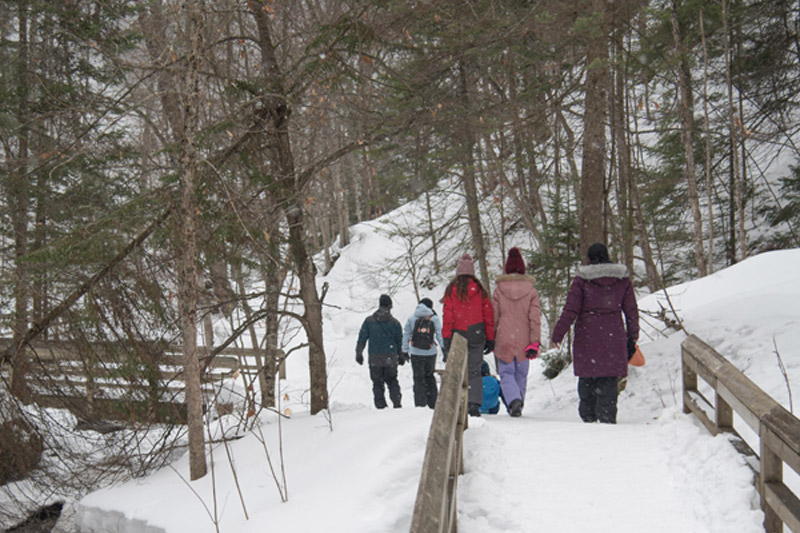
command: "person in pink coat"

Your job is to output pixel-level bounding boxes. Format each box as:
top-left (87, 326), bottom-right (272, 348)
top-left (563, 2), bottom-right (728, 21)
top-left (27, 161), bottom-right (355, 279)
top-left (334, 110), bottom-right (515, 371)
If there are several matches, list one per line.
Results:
top-left (491, 247), bottom-right (541, 417)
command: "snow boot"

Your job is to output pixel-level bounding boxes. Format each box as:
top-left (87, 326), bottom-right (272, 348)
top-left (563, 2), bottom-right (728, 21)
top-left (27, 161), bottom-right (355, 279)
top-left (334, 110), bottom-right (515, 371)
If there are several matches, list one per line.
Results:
top-left (468, 403), bottom-right (481, 417)
top-left (509, 399), bottom-right (522, 417)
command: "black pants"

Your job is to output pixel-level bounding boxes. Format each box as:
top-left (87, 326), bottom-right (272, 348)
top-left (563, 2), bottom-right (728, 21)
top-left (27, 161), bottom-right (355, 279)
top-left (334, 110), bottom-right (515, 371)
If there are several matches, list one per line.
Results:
top-left (370, 365), bottom-right (401, 409)
top-left (411, 355), bottom-right (437, 408)
top-left (452, 326), bottom-right (487, 406)
top-left (578, 377), bottom-right (619, 424)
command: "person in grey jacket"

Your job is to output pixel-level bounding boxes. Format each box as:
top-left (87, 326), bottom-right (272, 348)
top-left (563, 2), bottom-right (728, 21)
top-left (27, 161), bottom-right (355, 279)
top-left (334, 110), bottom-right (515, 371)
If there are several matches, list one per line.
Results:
top-left (402, 298), bottom-right (445, 408)
top-left (356, 294), bottom-right (404, 409)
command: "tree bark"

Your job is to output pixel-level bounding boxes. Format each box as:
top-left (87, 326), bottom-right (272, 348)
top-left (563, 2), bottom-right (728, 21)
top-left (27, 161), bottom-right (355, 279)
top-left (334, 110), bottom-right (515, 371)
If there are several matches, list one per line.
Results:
top-left (579, 0), bottom-right (609, 259)
top-left (612, 20), bottom-right (634, 274)
top-left (671, 0), bottom-right (707, 276)
top-left (250, 4), bottom-right (328, 414)
top-left (416, 132), bottom-right (440, 273)
top-left (10, 0), bottom-right (31, 400)
top-left (178, 0), bottom-right (207, 481)
top-left (722, 0), bottom-right (746, 261)
top-left (699, 7), bottom-right (715, 271)
top-left (458, 61), bottom-right (490, 288)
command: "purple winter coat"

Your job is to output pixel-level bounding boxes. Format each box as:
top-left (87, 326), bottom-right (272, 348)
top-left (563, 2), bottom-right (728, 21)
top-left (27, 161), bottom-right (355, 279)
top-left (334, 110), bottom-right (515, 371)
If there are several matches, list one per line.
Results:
top-left (551, 263), bottom-right (639, 378)
top-left (492, 274), bottom-right (541, 364)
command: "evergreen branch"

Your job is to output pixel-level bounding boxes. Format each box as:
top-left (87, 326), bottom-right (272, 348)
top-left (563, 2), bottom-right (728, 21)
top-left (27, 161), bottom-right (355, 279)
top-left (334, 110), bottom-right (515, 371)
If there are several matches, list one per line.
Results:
top-left (1, 208), bottom-right (173, 366)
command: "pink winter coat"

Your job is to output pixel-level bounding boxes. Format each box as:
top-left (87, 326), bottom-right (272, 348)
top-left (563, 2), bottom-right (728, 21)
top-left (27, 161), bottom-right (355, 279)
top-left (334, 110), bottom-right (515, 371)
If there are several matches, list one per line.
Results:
top-left (491, 274), bottom-right (541, 363)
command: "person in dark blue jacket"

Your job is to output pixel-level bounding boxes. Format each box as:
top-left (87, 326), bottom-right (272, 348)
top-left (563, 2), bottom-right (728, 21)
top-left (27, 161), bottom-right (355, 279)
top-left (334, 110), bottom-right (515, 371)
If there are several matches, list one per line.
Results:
top-left (356, 294), bottom-right (404, 409)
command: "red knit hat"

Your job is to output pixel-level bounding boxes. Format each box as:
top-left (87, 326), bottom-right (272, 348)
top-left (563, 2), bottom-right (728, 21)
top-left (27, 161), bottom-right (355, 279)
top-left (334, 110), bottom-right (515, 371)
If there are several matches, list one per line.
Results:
top-left (504, 247), bottom-right (526, 274)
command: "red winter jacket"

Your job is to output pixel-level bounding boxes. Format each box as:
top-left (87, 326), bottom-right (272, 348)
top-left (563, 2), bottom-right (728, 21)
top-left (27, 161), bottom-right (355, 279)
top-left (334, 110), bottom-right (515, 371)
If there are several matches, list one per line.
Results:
top-left (442, 278), bottom-right (495, 341)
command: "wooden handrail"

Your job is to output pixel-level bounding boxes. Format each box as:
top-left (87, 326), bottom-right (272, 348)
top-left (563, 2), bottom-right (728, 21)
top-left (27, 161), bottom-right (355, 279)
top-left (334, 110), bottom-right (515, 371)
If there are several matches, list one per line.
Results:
top-left (410, 333), bottom-right (469, 533)
top-left (682, 334), bottom-right (800, 533)
top-left (0, 338), bottom-right (248, 424)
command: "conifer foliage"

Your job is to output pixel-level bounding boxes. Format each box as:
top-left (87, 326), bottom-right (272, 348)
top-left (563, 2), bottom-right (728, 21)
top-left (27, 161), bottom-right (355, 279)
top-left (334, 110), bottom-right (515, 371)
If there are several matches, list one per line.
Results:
top-left (1, 0), bottom-right (800, 521)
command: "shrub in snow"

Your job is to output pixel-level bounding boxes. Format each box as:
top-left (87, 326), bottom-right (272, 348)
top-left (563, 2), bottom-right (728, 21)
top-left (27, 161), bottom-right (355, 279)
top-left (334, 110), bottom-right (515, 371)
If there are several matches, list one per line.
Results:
top-left (0, 416), bottom-right (43, 484)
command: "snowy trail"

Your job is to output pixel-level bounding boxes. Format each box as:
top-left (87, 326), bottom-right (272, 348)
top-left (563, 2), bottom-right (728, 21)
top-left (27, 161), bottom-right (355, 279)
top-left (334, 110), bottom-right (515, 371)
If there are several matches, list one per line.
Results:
top-left (456, 412), bottom-right (765, 533)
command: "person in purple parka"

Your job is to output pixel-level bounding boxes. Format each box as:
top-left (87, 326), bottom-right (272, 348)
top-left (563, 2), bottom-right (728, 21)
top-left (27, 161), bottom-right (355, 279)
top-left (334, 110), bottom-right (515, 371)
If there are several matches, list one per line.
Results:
top-left (551, 243), bottom-right (639, 424)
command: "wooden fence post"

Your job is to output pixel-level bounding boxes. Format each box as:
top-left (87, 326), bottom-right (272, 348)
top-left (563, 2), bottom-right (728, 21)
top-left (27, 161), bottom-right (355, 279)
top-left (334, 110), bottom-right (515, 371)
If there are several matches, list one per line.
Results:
top-left (761, 426), bottom-right (783, 533)
top-left (410, 333), bottom-right (469, 533)
top-left (682, 334), bottom-right (800, 533)
top-left (681, 345), bottom-right (697, 415)
top-left (715, 395), bottom-right (733, 431)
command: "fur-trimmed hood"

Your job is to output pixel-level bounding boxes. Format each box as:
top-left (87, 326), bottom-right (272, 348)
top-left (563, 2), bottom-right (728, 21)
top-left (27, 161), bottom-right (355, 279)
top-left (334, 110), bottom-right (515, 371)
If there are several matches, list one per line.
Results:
top-left (494, 273), bottom-right (537, 301)
top-left (576, 263), bottom-right (629, 280)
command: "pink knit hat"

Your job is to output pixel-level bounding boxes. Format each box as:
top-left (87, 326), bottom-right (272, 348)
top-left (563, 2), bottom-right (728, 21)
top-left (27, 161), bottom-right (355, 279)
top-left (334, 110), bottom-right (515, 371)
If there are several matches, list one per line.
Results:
top-left (455, 253), bottom-right (475, 276)
top-left (504, 247), bottom-right (526, 275)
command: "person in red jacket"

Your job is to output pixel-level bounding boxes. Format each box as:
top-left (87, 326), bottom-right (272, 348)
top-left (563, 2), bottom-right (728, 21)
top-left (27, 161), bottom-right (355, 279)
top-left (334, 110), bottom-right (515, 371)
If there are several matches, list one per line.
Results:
top-left (442, 253), bottom-right (495, 417)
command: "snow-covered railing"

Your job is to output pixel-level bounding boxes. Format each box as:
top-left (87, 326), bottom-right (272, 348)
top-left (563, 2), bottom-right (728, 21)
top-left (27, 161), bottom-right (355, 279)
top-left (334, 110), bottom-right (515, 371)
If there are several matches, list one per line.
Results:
top-left (0, 338), bottom-right (246, 424)
top-left (682, 334), bottom-right (800, 533)
top-left (410, 332), bottom-right (469, 533)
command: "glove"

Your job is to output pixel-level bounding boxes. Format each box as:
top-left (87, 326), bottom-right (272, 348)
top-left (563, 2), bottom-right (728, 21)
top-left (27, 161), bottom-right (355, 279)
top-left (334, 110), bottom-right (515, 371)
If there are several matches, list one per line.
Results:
top-left (483, 339), bottom-right (495, 354)
top-left (356, 352), bottom-right (364, 365)
top-left (442, 337), bottom-right (451, 362)
top-left (627, 338), bottom-right (636, 360)
top-left (525, 342), bottom-right (540, 360)
top-left (399, 352), bottom-right (409, 366)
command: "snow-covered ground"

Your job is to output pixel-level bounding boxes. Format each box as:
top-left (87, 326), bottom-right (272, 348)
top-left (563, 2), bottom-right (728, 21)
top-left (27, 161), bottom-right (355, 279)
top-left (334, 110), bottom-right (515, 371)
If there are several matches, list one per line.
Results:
top-left (64, 181), bottom-right (800, 533)
top-left (71, 227), bottom-right (800, 532)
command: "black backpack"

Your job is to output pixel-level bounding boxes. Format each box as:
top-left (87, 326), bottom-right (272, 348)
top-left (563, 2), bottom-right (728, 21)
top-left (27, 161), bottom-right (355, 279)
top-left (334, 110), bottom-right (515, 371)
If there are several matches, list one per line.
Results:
top-left (411, 316), bottom-right (435, 350)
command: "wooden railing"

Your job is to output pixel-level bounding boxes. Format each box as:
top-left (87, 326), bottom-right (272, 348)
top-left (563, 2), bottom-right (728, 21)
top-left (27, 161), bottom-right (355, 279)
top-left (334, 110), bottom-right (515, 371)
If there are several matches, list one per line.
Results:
top-left (410, 333), bottom-right (470, 533)
top-left (0, 338), bottom-right (250, 423)
top-left (682, 334), bottom-right (800, 533)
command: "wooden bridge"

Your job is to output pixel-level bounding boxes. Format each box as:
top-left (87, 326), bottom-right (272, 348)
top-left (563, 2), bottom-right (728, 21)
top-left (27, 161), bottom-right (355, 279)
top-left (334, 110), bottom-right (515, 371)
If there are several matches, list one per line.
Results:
top-left (0, 337), bottom-right (278, 424)
top-left (410, 333), bottom-right (800, 533)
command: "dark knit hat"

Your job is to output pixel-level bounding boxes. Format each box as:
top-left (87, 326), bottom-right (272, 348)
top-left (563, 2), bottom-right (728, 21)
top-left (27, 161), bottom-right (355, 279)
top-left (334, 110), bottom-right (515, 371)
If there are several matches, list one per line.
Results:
top-left (455, 253), bottom-right (475, 276)
top-left (481, 360), bottom-right (490, 377)
top-left (379, 294), bottom-right (392, 308)
top-left (419, 297), bottom-right (434, 310)
top-left (504, 247), bottom-right (526, 275)
top-left (587, 243), bottom-right (611, 264)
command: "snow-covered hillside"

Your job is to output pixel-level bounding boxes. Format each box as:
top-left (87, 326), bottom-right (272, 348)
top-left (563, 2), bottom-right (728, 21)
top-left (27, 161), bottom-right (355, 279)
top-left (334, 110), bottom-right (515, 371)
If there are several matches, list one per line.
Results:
top-left (70, 186), bottom-right (800, 533)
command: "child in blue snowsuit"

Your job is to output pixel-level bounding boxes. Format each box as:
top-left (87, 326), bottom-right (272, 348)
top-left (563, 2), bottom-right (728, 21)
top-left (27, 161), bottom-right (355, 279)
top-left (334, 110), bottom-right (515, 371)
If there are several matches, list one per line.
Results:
top-left (480, 360), bottom-right (504, 414)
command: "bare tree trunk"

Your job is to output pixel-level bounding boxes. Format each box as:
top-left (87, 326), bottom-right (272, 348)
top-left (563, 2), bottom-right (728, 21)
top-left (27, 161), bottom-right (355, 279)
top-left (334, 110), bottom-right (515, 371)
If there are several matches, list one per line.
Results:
top-left (336, 169), bottom-right (350, 247)
top-left (458, 61), bottom-right (490, 288)
top-left (699, 7), bottom-right (715, 272)
top-left (671, 0), bottom-right (707, 276)
top-left (579, 0), bottom-right (609, 258)
top-left (178, 0), bottom-right (207, 481)
top-left (416, 132), bottom-right (440, 273)
top-left (262, 258), bottom-right (283, 408)
top-left (285, 203), bottom-right (328, 413)
top-left (612, 21), bottom-right (634, 274)
top-left (722, 0), bottom-right (746, 261)
top-left (32, 130), bottom-right (48, 332)
top-left (320, 196), bottom-right (333, 272)
top-left (631, 171), bottom-right (662, 291)
top-left (629, 89), bottom-right (662, 291)
top-left (251, 4), bottom-right (328, 414)
top-left (10, 0), bottom-right (31, 401)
